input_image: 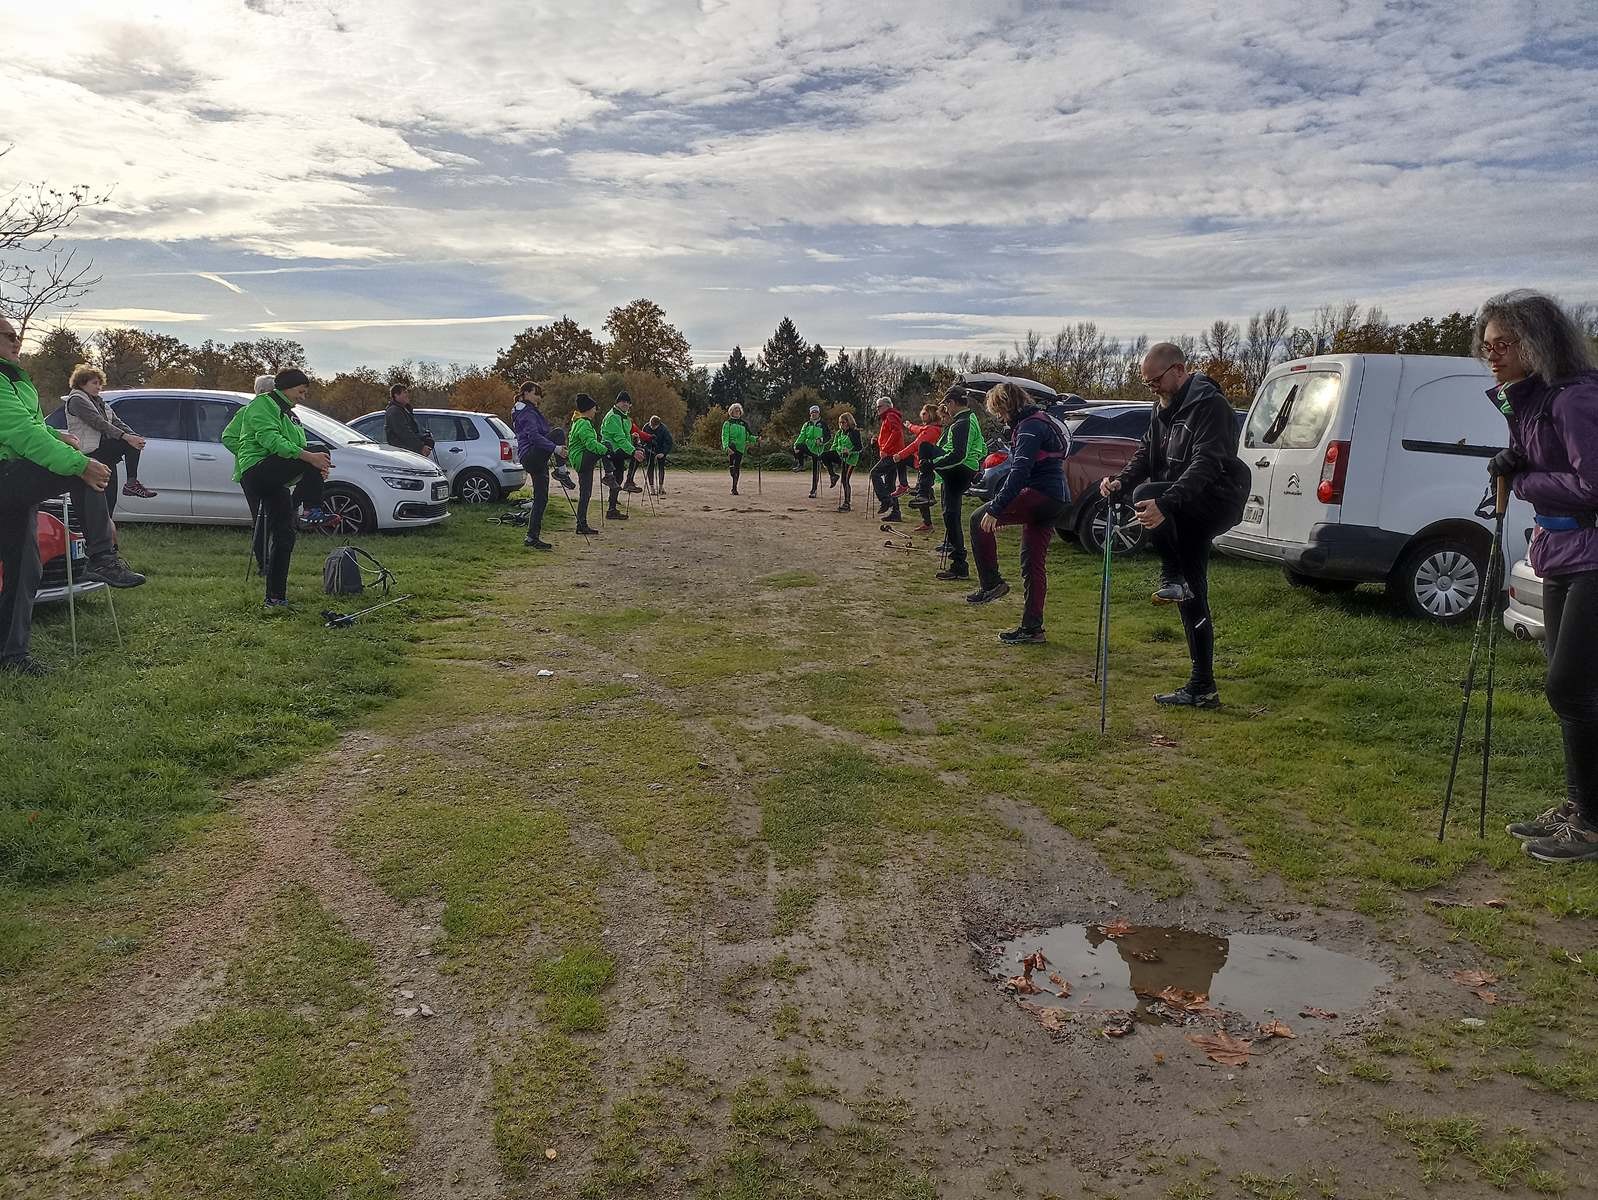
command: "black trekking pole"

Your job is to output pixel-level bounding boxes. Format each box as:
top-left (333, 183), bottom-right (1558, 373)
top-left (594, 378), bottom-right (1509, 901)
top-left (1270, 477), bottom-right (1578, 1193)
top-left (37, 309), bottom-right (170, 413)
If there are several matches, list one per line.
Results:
top-left (323, 593), bottom-right (413, 628)
top-left (1095, 497), bottom-right (1117, 735)
top-left (1439, 477), bottom-right (1509, 841)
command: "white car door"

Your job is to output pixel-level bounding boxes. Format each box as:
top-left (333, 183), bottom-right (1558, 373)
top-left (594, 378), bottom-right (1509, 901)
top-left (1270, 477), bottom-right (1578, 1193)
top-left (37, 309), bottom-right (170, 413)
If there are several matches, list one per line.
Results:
top-left (420, 412), bottom-right (471, 483)
top-left (104, 395), bottom-right (192, 518)
top-left (189, 397), bottom-right (252, 521)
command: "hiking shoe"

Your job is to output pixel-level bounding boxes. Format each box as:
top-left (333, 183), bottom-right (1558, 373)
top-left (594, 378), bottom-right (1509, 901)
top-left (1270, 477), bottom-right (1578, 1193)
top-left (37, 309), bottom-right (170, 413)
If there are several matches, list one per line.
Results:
top-left (935, 567), bottom-right (969, 581)
top-left (828, 472), bottom-right (840, 487)
top-left (1152, 579), bottom-right (1195, 605)
top-left (878, 499), bottom-right (895, 516)
top-left (0, 654), bottom-right (50, 677)
top-left (1524, 814), bottom-right (1598, 864)
top-left (935, 541), bottom-right (951, 554)
top-left (575, 524), bottom-right (600, 536)
top-left (808, 491), bottom-right (818, 499)
top-left (914, 522), bottom-right (933, 533)
top-left (892, 484), bottom-right (910, 497)
top-left (837, 503), bottom-right (851, 512)
top-left (524, 537), bottom-right (553, 550)
top-left (264, 597), bottom-right (292, 612)
top-left (1155, 685), bottom-right (1221, 709)
top-left (552, 469), bottom-right (576, 490)
top-left (1508, 800), bottom-right (1576, 842)
top-left (625, 483), bottom-right (644, 493)
top-left (885, 509), bottom-right (903, 524)
top-left (967, 581), bottom-right (1011, 605)
top-left (999, 626), bottom-right (1046, 645)
top-left (122, 479), bottom-right (158, 499)
top-left (605, 510), bottom-right (629, 521)
top-left (83, 556), bottom-right (145, 588)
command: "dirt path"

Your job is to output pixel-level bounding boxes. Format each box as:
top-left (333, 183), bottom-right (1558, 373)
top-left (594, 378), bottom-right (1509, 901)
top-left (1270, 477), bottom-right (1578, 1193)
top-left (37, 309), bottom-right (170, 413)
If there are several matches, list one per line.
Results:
top-left (5, 468), bottom-right (1590, 1199)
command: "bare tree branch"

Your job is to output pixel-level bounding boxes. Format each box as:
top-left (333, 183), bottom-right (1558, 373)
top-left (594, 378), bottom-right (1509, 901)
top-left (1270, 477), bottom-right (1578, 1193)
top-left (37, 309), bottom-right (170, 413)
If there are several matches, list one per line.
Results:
top-left (0, 145), bottom-right (112, 337)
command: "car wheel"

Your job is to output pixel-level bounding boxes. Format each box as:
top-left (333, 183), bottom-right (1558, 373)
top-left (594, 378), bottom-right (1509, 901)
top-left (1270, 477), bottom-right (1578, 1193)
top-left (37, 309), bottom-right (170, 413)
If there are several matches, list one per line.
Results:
top-left (321, 484), bottom-right (377, 536)
top-left (1282, 565), bottom-right (1360, 593)
top-left (456, 468), bottom-right (500, 504)
top-left (1075, 498), bottom-right (1146, 556)
top-left (1391, 536), bottom-right (1488, 624)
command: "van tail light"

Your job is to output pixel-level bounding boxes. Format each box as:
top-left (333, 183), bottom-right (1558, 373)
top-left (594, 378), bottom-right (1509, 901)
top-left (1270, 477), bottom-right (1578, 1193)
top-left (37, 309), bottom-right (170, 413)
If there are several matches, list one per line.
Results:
top-left (1316, 440), bottom-right (1351, 504)
top-left (499, 439), bottom-right (514, 462)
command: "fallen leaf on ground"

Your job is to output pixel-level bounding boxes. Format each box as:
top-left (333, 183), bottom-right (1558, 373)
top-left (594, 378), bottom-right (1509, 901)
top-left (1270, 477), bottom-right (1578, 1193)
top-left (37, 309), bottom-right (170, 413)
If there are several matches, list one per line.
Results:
top-left (1452, 969), bottom-right (1500, 988)
top-left (1483, 898), bottom-right (1509, 909)
top-left (1101, 919), bottom-right (1135, 939)
top-left (1039, 1008), bottom-right (1069, 1033)
top-left (1149, 733), bottom-right (1179, 748)
top-left (1020, 950), bottom-right (1048, 976)
top-left (1156, 986), bottom-right (1212, 1012)
top-left (1259, 1020), bottom-right (1296, 1039)
top-left (1299, 1007), bottom-right (1338, 1021)
top-left (1130, 949), bottom-right (1163, 963)
top-left (1101, 1013), bottom-right (1135, 1038)
top-left (1004, 975), bottom-right (1042, 995)
top-left (1472, 988), bottom-right (1501, 1005)
top-left (1188, 1030), bottom-right (1253, 1066)
top-left (1153, 1052), bottom-right (1165, 1065)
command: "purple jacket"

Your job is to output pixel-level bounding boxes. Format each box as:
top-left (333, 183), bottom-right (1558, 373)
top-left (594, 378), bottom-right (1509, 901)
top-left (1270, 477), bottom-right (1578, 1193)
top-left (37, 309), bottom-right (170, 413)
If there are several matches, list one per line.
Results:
top-left (1498, 369), bottom-right (1598, 578)
top-left (512, 399), bottom-right (556, 457)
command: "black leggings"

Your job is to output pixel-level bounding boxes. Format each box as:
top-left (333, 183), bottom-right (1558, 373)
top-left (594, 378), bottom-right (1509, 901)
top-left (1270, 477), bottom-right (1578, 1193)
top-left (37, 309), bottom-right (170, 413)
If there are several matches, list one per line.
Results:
top-left (519, 449), bottom-right (550, 538)
top-left (0, 458), bottom-right (82, 663)
top-left (939, 466), bottom-right (974, 568)
top-left (646, 453), bottom-right (667, 491)
top-left (795, 450), bottom-right (822, 493)
top-left (1132, 481), bottom-right (1234, 692)
top-left (728, 449), bottom-right (743, 488)
top-left (241, 456), bottom-right (324, 601)
top-left (90, 440), bottom-right (142, 517)
top-left (575, 452), bottom-right (599, 527)
top-left (1543, 570), bottom-right (1598, 824)
top-left (606, 451), bottom-right (629, 510)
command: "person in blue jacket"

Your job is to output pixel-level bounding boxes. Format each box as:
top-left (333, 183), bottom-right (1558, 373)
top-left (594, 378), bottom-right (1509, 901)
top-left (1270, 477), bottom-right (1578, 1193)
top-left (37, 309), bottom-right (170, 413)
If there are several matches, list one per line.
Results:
top-left (643, 414), bottom-right (675, 495)
top-left (511, 381), bottom-right (557, 550)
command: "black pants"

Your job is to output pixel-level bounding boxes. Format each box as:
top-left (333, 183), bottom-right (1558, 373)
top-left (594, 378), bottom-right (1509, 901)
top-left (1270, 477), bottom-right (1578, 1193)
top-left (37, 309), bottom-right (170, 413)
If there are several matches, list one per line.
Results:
top-left (728, 449), bottom-right (743, 489)
top-left (90, 440), bottom-right (141, 518)
top-left (625, 455), bottom-right (638, 488)
top-left (606, 452), bottom-right (629, 512)
top-left (1132, 481), bottom-right (1234, 692)
top-left (241, 456), bottom-right (324, 601)
top-left (645, 453), bottom-right (667, 491)
top-left (1543, 570), bottom-right (1598, 824)
top-left (870, 456), bottom-right (902, 516)
top-left (519, 449), bottom-right (550, 538)
top-left (795, 450), bottom-right (822, 494)
top-left (939, 466), bottom-right (975, 569)
top-left (0, 458), bottom-right (83, 663)
top-left (575, 452), bottom-right (599, 528)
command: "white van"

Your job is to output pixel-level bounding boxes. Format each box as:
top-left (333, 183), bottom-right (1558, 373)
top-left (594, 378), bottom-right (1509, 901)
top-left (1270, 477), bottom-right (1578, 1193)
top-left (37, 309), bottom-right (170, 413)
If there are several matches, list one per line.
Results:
top-left (1215, 354), bottom-right (1529, 624)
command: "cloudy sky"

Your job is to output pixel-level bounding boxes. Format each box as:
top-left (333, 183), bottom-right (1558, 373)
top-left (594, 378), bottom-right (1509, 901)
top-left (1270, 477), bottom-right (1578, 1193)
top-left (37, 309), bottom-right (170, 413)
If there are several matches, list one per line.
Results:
top-left (7, 0), bottom-right (1596, 374)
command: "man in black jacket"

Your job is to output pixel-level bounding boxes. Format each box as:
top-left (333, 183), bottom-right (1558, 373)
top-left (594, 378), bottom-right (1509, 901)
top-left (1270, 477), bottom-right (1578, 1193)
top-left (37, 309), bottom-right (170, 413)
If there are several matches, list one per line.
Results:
top-left (383, 384), bottom-right (433, 458)
top-left (1102, 343), bottom-right (1248, 709)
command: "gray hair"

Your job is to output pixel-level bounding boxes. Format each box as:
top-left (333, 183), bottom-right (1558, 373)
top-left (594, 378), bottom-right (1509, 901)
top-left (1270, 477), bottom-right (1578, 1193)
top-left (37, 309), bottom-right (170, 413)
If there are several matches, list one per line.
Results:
top-left (254, 374), bottom-right (276, 394)
top-left (1473, 290), bottom-right (1595, 383)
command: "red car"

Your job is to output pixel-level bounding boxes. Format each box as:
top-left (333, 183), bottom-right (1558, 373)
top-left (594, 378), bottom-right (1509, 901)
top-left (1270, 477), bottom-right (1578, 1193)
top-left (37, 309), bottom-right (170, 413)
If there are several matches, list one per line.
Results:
top-left (0, 502), bottom-right (104, 604)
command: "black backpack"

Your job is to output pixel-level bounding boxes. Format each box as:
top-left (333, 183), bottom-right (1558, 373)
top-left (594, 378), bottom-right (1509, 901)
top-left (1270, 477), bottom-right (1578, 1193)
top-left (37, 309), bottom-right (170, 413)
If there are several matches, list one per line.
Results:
top-left (323, 545), bottom-right (395, 596)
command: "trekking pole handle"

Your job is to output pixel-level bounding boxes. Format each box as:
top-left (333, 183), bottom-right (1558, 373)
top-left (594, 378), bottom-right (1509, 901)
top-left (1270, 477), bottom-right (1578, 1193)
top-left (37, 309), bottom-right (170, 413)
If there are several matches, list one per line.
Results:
top-left (1494, 476), bottom-right (1510, 517)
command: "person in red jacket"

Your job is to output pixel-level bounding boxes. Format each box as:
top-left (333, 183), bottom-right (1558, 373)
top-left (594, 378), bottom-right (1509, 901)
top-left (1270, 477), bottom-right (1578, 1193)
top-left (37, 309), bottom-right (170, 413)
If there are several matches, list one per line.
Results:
top-left (869, 396), bottom-right (908, 522)
top-left (895, 403), bottom-right (942, 532)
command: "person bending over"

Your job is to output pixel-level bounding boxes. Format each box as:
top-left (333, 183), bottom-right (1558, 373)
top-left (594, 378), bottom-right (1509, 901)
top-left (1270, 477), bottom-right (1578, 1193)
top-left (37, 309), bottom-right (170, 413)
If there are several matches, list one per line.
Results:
top-left (823, 412), bottom-right (862, 512)
top-left (722, 403), bottom-right (754, 495)
top-left (221, 368), bottom-right (333, 610)
top-left (566, 394), bottom-right (606, 535)
top-left (931, 390), bottom-right (987, 580)
top-left (511, 380), bottom-right (556, 550)
top-left (968, 382), bottom-right (1072, 644)
top-left (0, 320), bottom-right (121, 676)
top-left (792, 404), bottom-right (833, 497)
top-left (1479, 290), bottom-right (1598, 864)
top-left (600, 391), bottom-right (641, 520)
top-left (1101, 343), bottom-right (1248, 708)
top-left (643, 414), bottom-right (674, 494)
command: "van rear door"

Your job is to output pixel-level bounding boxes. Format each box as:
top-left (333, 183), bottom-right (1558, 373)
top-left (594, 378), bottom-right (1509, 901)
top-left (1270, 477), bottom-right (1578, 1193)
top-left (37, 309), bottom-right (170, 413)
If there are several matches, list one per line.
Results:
top-left (1241, 366), bottom-right (1350, 544)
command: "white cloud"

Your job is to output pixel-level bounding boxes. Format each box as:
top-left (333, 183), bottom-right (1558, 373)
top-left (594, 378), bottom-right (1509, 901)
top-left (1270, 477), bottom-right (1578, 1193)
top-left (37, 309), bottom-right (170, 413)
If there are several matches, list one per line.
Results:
top-left (243, 314), bottom-right (551, 334)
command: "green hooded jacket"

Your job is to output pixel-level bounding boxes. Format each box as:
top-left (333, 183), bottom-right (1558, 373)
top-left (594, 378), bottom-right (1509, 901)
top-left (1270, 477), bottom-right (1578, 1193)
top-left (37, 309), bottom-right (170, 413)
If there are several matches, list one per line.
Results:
top-left (600, 407), bottom-right (635, 453)
top-left (221, 391), bottom-right (308, 481)
top-left (722, 419), bottom-right (752, 453)
top-left (932, 408), bottom-right (987, 473)
top-left (0, 358), bottom-right (88, 477)
top-left (568, 414), bottom-right (605, 462)
top-left (829, 426), bottom-right (862, 467)
top-left (793, 420), bottom-right (826, 455)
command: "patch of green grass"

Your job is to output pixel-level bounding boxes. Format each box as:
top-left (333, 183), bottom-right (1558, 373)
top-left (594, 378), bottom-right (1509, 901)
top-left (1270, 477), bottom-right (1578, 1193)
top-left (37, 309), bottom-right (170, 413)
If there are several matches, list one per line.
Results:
top-left (1382, 1112), bottom-right (1563, 1191)
top-left (761, 570), bottom-right (820, 590)
top-left (773, 884), bottom-right (820, 936)
top-left (492, 1030), bottom-right (600, 1173)
top-left (533, 944), bottom-right (616, 1032)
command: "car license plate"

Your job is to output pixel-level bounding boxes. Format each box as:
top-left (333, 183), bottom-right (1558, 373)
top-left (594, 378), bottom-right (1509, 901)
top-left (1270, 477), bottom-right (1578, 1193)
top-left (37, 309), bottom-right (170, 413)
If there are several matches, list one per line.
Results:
top-left (1242, 500), bottom-right (1265, 525)
top-left (432, 481), bottom-right (449, 500)
top-left (70, 539), bottom-right (87, 561)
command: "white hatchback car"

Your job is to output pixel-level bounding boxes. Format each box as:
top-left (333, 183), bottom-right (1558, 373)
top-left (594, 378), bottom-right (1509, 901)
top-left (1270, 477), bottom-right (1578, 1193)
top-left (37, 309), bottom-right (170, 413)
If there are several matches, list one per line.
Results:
top-left (48, 389), bottom-right (451, 534)
top-left (349, 408), bottom-right (526, 503)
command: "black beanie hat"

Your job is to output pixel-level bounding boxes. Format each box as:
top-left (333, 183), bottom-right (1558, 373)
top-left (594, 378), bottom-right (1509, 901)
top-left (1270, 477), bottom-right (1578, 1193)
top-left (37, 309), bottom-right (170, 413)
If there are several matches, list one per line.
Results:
top-left (275, 367), bottom-right (310, 391)
top-left (575, 393), bottom-right (596, 413)
top-left (615, 390), bottom-right (632, 406)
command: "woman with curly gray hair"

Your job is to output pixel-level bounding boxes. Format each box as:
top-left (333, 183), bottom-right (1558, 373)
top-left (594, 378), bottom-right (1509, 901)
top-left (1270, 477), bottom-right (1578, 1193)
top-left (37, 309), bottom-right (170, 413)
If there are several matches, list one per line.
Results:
top-left (1479, 289), bottom-right (1598, 863)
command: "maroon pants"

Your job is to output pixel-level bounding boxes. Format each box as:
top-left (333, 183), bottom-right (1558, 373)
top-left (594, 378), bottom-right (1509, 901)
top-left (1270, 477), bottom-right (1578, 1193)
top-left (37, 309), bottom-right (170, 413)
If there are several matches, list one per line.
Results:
top-left (971, 488), bottom-right (1067, 629)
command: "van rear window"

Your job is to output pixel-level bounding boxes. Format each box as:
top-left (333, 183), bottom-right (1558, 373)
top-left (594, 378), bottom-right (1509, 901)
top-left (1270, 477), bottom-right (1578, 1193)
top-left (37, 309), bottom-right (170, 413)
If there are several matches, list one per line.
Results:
top-left (1245, 372), bottom-right (1342, 450)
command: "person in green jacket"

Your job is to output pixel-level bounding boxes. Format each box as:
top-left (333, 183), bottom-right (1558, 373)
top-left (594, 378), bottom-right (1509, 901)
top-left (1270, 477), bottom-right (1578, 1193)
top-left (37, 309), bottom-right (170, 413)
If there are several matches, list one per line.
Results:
top-left (0, 319), bottom-right (123, 674)
top-left (791, 403), bottom-right (834, 497)
top-left (599, 391), bottom-right (640, 521)
top-left (821, 411), bottom-right (863, 512)
top-left (564, 393), bottom-right (607, 535)
top-left (721, 403), bottom-right (755, 495)
top-left (930, 390), bottom-right (988, 580)
top-left (220, 368), bottom-right (333, 608)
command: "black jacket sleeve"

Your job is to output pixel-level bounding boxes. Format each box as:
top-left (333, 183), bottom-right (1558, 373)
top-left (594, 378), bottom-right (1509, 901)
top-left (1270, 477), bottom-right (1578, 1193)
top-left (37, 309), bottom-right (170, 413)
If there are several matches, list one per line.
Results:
top-left (1158, 395), bottom-right (1238, 513)
top-left (932, 411), bottom-right (970, 471)
top-left (384, 403), bottom-right (428, 454)
top-left (1115, 419), bottom-right (1154, 494)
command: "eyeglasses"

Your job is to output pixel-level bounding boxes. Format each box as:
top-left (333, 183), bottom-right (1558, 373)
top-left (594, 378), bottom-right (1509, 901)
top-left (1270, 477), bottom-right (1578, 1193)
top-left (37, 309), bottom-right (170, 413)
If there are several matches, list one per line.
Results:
top-left (1141, 363), bottom-right (1179, 389)
top-left (1480, 335), bottom-right (1520, 358)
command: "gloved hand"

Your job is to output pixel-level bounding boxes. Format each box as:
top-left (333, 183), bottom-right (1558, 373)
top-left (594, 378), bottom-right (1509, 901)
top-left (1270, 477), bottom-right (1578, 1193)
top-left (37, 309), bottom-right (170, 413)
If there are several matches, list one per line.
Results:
top-left (1488, 447), bottom-right (1527, 479)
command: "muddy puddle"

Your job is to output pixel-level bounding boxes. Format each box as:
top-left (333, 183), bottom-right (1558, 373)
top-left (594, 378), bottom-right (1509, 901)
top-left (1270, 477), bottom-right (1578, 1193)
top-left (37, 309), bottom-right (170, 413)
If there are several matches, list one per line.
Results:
top-left (988, 922), bottom-right (1388, 1026)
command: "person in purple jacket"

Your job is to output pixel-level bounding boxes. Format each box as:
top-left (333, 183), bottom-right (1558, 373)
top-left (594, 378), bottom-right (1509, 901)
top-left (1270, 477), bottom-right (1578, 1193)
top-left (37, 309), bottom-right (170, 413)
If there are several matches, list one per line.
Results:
top-left (511, 381), bottom-right (557, 550)
top-left (1480, 290), bottom-right (1598, 864)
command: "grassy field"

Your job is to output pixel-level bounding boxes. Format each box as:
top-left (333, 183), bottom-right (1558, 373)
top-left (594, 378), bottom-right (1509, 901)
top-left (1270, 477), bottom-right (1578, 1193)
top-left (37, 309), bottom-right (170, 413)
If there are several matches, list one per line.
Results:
top-left (2, 472), bottom-right (1594, 1199)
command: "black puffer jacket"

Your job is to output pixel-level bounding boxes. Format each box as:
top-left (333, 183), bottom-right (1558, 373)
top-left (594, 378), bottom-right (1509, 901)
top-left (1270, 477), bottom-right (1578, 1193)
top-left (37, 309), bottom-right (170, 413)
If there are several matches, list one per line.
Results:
top-left (1115, 373), bottom-right (1248, 517)
top-left (384, 399), bottom-right (431, 455)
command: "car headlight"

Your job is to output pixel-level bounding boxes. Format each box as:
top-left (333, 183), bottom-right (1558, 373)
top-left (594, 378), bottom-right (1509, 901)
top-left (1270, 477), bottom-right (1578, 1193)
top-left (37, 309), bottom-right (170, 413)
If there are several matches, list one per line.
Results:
top-left (380, 476), bottom-right (425, 491)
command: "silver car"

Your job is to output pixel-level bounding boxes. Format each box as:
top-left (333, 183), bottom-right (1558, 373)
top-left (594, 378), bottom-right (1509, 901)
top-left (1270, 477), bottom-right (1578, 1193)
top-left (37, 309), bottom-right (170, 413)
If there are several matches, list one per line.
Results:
top-left (1503, 556), bottom-right (1544, 642)
top-left (350, 408), bottom-right (526, 503)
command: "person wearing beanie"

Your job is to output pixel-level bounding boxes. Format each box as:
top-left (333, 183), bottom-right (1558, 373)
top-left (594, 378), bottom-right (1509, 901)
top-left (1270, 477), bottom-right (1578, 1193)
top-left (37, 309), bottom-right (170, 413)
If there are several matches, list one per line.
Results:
top-left (792, 404), bottom-right (833, 497)
top-left (219, 368), bottom-right (332, 608)
top-left (565, 393), bottom-right (607, 535)
top-left (511, 381), bottom-right (556, 550)
top-left (600, 391), bottom-right (640, 520)
top-left (721, 402), bottom-right (754, 495)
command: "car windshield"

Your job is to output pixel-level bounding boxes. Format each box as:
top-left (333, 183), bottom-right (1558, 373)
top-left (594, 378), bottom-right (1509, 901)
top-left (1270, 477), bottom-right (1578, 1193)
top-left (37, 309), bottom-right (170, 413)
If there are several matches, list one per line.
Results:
top-left (1245, 372), bottom-right (1342, 449)
top-left (296, 406), bottom-right (376, 447)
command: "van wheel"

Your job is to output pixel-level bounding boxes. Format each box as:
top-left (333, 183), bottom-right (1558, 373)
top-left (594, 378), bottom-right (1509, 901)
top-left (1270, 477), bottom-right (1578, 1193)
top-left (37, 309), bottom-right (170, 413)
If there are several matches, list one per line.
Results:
top-left (1392, 537), bottom-right (1486, 624)
top-left (1075, 499), bottom-right (1147, 556)
top-left (321, 484), bottom-right (377, 535)
top-left (1282, 566), bottom-right (1359, 593)
top-left (456, 468), bottom-right (500, 504)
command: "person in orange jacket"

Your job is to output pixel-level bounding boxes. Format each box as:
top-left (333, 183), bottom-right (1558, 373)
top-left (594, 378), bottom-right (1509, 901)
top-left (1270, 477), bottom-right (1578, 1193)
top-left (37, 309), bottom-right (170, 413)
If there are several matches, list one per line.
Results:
top-left (895, 403), bottom-right (942, 532)
top-left (868, 396), bottom-right (908, 522)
